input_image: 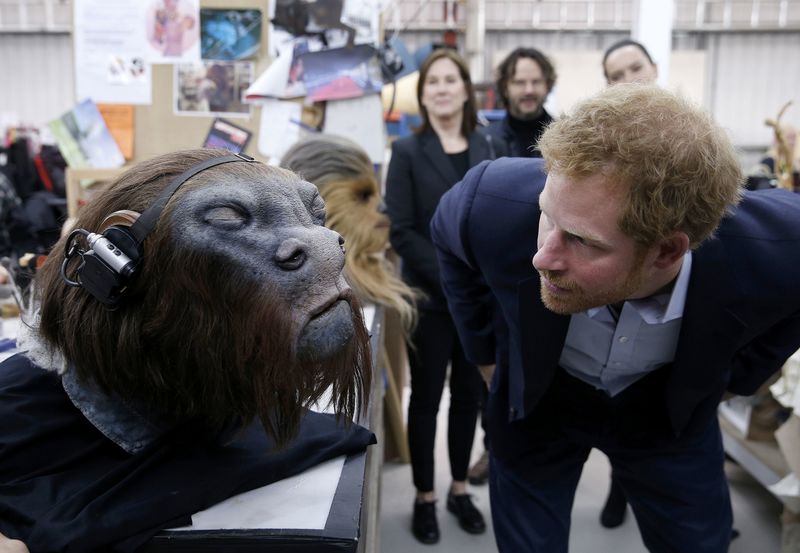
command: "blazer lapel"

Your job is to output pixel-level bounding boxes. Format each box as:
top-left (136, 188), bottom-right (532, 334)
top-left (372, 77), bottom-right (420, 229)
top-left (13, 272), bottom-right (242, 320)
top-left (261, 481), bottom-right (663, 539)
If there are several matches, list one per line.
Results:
top-left (468, 131), bottom-right (492, 167)
top-left (517, 275), bottom-right (571, 414)
top-left (420, 131), bottom-right (460, 188)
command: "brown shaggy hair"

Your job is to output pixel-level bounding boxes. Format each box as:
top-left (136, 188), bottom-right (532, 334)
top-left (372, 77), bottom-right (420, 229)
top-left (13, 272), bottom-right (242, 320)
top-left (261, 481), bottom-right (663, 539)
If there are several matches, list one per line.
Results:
top-left (281, 135), bottom-right (417, 333)
top-left (538, 84), bottom-right (743, 248)
top-left (416, 48), bottom-right (478, 138)
top-left (36, 149), bottom-right (371, 447)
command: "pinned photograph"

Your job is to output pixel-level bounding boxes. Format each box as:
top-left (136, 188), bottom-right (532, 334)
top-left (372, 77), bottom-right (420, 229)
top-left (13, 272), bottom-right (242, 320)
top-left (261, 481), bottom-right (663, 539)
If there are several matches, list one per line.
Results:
top-left (48, 99), bottom-right (126, 169)
top-left (203, 118), bottom-right (252, 153)
top-left (200, 8), bottom-right (262, 60)
top-left (106, 55), bottom-right (148, 85)
top-left (175, 60), bottom-right (254, 116)
top-left (299, 44), bottom-right (382, 102)
top-left (145, 0), bottom-right (201, 61)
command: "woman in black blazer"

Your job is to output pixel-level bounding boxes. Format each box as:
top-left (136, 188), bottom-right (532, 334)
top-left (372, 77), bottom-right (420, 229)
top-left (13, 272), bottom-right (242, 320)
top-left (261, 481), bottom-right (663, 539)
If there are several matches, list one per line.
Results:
top-left (385, 48), bottom-right (502, 544)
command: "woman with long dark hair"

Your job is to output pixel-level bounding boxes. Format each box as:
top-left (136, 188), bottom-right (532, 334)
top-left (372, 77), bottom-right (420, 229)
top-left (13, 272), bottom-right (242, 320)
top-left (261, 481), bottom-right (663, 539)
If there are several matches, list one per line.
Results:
top-left (385, 48), bottom-right (503, 544)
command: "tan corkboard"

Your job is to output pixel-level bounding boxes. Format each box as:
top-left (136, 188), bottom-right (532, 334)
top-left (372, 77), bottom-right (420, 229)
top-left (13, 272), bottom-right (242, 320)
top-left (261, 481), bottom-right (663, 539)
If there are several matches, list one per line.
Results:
top-left (133, 0), bottom-right (270, 163)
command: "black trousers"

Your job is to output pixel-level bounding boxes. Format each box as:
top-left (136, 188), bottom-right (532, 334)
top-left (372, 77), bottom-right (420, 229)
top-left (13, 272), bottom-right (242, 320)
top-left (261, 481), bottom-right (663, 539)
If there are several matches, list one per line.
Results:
top-left (407, 309), bottom-right (483, 492)
top-left (489, 368), bottom-right (732, 552)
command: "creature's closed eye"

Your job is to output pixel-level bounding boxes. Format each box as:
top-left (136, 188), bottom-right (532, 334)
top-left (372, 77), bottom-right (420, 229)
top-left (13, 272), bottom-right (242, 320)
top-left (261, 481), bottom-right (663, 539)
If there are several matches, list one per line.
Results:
top-left (203, 206), bottom-right (250, 230)
top-left (310, 192), bottom-right (326, 225)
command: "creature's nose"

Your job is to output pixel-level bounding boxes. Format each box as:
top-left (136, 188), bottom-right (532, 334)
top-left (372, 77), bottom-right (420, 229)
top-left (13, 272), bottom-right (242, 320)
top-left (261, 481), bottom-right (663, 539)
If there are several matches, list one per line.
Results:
top-left (274, 231), bottom-right (346, 272)
top-left (274, 237), bottom-right (308, 271)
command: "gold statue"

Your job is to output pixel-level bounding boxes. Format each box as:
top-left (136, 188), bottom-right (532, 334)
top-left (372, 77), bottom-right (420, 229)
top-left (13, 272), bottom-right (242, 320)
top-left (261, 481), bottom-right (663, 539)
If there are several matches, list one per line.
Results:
top-left (765, 101), bottom-right (796, 191)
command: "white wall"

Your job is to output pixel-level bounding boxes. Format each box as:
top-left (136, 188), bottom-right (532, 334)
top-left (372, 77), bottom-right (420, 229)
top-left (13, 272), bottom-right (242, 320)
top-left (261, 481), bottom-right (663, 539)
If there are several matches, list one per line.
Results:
top-left (1, 28), bottom-right (799, 158)
top-left (0, 33), bottom-right (75, 129)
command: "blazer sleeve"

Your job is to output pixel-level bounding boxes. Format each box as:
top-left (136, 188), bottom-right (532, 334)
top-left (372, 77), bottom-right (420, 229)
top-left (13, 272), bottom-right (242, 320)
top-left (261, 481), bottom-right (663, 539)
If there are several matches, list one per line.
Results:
top-left (430, 160), bottom-right (497, 365)
top-left (385, 139), bottom-right (442, 293)
top-left (728, 309), bottom-right (800, 395)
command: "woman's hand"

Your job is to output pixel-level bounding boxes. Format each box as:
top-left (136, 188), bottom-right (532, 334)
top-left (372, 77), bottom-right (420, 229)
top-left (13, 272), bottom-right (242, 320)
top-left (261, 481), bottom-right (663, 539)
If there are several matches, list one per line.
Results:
top-left (478, 364), bottom-right (495, 388)
top-left (0, 532), bottom-right (28, 553)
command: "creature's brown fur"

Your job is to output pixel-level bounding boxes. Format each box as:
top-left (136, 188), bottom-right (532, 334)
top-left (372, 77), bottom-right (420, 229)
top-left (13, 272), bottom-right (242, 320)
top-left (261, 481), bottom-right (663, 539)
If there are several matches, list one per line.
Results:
top-left (36, 149), bottom-right (370, 447)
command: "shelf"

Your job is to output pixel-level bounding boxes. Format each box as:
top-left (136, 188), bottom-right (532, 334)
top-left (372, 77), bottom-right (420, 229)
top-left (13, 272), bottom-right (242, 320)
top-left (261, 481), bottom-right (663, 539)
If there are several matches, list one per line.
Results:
top-left (720, 413), bottom-right (792, 505)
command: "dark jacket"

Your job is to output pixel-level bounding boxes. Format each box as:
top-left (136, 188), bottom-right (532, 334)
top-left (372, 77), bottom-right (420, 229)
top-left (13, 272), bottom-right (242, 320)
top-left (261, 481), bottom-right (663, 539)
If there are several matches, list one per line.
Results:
top-left (483, 110), bottom-right (553, 158)
top-left (431, 157), bottom-right (800, 457)
top-left (385, 129), bottom-right (501, 311)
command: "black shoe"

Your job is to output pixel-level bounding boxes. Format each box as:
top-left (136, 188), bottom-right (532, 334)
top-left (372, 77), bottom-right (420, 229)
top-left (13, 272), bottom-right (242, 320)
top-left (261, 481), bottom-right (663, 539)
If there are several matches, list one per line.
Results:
top-left (446, 492), bottom-right (486, 534)
top-left (600, 480), bottom-right (627, 529)
top-left (412, 500), bottom-right (440, 544)
top-left (468, 450), bottom-right (490, 486)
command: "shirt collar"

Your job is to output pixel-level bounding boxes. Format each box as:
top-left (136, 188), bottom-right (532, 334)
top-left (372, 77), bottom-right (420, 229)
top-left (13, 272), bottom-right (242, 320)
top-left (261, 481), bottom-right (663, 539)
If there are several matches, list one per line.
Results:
top-left (586, 251), bottom-right (692, 324)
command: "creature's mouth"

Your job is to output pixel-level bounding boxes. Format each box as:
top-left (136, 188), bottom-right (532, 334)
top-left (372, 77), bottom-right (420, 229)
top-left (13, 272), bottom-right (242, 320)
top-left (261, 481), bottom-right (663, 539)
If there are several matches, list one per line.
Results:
top-left (297, 288), bottom-right (356, 361)
top-left (309, 290), bottom-right (352, 321)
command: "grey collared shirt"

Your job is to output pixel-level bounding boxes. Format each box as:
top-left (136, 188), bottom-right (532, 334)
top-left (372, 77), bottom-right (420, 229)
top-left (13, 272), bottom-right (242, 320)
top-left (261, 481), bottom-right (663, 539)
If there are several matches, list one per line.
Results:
top-left (559, 252), bottom-right (692, 396)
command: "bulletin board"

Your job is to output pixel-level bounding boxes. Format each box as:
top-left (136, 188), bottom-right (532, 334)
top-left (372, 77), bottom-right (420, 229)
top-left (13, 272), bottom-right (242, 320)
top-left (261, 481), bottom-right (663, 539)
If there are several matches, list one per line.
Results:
top-left (132, 0), bottom-right (271, 164)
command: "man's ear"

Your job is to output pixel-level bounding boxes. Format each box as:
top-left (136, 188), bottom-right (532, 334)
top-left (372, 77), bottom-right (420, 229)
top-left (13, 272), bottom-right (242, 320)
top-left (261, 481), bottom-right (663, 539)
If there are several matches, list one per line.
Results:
top-left (652, 231), bottom-right (689, 269)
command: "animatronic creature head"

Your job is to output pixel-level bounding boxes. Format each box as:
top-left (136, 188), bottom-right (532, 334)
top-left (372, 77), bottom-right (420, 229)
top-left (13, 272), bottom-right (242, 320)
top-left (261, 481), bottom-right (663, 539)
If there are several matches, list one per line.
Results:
top-left (281, 135), bottom-right (416, 331)
top-left (36, 149), bottom-right (370, 446)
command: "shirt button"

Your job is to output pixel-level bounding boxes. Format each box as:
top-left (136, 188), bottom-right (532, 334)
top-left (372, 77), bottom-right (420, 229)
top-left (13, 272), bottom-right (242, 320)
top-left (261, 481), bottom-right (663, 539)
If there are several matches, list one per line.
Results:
top-left (619, 336), bottom-right (628, 343)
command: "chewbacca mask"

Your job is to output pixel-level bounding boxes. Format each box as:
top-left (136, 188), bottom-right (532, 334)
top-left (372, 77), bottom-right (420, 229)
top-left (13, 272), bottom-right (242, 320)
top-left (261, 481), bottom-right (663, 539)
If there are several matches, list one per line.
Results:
top-left (281, 135), bottom-right (416, 331)
top-left (35, 149), bottom-right (371, 447)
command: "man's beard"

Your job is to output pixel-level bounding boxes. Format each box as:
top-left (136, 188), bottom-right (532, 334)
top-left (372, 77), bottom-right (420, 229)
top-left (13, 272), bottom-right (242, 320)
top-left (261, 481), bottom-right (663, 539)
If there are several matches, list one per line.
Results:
top-left (538, 261), bottom-right (646, 315)
top-left (511, 97), bottom-right (544, 120)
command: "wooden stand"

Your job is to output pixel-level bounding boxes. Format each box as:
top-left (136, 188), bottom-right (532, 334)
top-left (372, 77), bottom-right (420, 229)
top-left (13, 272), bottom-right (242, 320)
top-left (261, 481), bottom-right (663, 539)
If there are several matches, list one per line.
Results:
top-left (65, 167), bottom-right (127, 218)
top-left (381, 307), bottom-right (410, 464)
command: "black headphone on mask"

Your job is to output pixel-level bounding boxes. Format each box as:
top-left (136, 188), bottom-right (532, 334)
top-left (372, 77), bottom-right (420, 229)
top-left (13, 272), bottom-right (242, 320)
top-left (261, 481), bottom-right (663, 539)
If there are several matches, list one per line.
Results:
top-left (61, 153), bottom-right (255, 307)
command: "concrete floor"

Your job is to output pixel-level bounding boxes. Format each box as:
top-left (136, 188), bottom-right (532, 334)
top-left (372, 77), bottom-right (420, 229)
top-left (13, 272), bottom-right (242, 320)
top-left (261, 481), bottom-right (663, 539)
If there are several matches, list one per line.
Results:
top-left (380, 385), bottom-right (784, 553)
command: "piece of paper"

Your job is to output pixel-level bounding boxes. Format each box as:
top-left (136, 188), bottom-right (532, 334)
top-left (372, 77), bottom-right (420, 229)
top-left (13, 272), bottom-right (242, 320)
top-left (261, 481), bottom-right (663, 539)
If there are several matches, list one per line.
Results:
top-left (189, 457), bottom-right (345, 529)
top-left (244, 41), bottom-right (294, 101)
top-left (323, 94), bottom-right (385, 164)
top-left (73, 0), bottom-right (153, 105)
top-left (257, 99), bottom-right (302, 163)
top-left (96, 104), bottom-right (134, 160)
top-left (200, 8), bottom-right (262, 60)
top-left (144, 0), bottom-right (201, 63)
top-left (300, 44), bottom-right (382, 102)
top-left (341, 0), bottom-right (382, 46)
top-left (174, 61), bottom-right (253, 117)
top-left (48, 99), bottom-right (126, 169)
top-left (203, 118), bottom-right (251, 153)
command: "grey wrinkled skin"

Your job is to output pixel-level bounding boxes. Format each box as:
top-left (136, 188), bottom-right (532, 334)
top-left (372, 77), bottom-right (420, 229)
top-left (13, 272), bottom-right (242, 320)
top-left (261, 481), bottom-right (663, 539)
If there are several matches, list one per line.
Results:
top-left (169, 172), bottom-right (354, 360)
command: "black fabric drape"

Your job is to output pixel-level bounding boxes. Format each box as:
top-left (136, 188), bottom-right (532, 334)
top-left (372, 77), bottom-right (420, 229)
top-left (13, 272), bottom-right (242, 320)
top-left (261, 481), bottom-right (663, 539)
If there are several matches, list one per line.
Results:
top-left (0, 354), bottom-right (375, 553)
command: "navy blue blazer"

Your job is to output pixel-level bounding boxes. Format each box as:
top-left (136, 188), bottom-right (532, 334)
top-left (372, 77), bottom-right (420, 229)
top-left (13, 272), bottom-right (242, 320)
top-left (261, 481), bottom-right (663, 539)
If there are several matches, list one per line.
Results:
top-left (385, 129), bottom-right (501, 311)
top-left (431, 157), bottom-right (800, 444)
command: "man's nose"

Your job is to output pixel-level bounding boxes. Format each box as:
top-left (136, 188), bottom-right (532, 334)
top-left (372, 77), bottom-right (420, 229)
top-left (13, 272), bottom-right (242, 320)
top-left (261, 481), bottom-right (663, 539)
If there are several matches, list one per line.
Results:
top-left (532, 233), bottom-right (566, 272)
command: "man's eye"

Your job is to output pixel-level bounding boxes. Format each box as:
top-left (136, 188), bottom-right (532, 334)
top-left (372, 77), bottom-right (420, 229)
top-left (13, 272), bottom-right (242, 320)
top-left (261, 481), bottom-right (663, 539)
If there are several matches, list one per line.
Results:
top-left (567, 233), bottom-right (587, 245)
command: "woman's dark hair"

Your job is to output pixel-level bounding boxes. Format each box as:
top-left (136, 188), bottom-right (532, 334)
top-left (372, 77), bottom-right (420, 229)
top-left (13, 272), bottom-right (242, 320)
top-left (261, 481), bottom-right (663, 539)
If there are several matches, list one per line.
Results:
top-left (602, 39), bottom-right (655, 78)
top-left (495, 47), bottom-right (556, 108)
top-left (415, 48), bottom-right (478, 137)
